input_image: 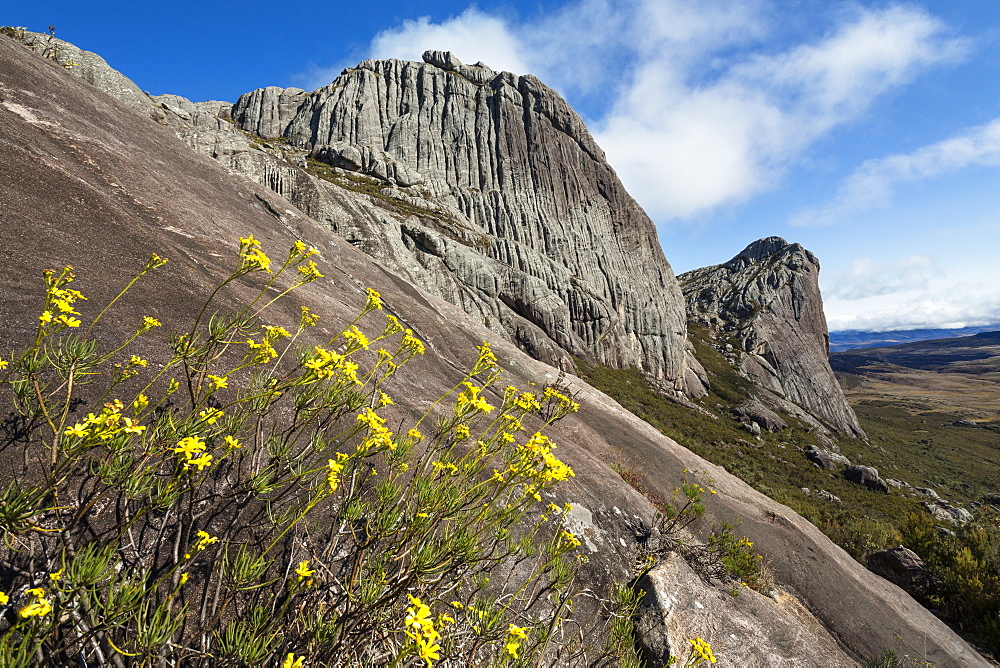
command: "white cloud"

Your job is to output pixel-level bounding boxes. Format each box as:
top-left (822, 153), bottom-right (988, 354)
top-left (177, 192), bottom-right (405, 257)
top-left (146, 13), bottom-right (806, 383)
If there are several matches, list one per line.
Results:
top-left (337, 2), bottom-right (967, 222)
top-left (368, 8), bottom-right (530, 75)
top-left (594, 3), bottom-right (969, 220)
top-left (825, 290), bottom-right (1000, 332)
top-left (794, 118), bottom-right (1000, 226)
top-left (826, 255), bottom-right (937, 301)
top-left (822, 255), bottom-right (1000, 331)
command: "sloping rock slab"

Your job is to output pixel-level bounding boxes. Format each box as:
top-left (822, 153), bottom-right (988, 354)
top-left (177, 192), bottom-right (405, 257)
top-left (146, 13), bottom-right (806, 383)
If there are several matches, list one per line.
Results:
top-left (635, 554), bottom-right (854, 666)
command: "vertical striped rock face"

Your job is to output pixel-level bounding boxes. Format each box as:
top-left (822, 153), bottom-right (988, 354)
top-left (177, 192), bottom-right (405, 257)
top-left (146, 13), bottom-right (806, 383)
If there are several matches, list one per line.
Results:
top-left (681, 237), bottom-right (864, 437)
top-left (233, 51), bottom-right (690, 390)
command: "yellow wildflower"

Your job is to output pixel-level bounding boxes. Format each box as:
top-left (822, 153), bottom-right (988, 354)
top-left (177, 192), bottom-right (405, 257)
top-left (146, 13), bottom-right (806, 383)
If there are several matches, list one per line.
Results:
top-left (282, 653), bottom-right (306, 668)
top-left (63, 423), bottom-right (89, 438)
top-left (198, 407), bottom-right (224, 425)
top-left (560, 530), bottom-right (582, 548)
top-left (299, 306), bottom-right (319, 328)
top-left (140, 315), bottom-right (161, 331)
top-left (343, 326), bottom-right (369, 352)
top-left (172, 435), bottom-right (206, 459)
top-left (296, 260), bottom-right (324, 282)
top-left (295, 560), bottom-right (316, 586)
top-left (327, 454), bottom-right (347, 491)
top-left (401, 329), bottom-right (425, 356)
top-left (121, 417), bottom-right (146, 435)
top-left (19, 588), bottom-right (52, 618)
top-left (185, 453), bottom-right (213, 471)
top-left (194, 530), bottom-right (219, 551)
top-left (365, 288), bottom-right (383, 311)
top-left (689, 637), bottom-right (716, 664)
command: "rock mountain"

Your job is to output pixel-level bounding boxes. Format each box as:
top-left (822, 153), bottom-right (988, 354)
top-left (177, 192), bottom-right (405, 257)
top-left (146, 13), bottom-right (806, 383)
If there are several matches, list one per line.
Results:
top-left (0, 31), bottom-right (986, 665)
top-left (681, 237), bottom-right (865, 439)
top-left (227, 50), bottom-right (696, 395)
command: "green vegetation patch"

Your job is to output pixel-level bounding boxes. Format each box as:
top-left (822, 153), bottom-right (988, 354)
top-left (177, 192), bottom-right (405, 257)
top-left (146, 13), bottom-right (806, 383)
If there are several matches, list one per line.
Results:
top-left (303, 158), bottom-right (472, 238)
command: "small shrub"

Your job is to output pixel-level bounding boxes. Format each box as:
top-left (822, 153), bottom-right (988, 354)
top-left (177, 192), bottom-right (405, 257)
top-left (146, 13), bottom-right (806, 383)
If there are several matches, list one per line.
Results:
top-left (0, 236), bottom-right (626, 666)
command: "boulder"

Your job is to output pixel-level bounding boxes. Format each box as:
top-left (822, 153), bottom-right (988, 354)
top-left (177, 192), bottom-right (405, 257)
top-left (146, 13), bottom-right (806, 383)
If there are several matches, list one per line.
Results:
top-left (802, 488), bottom-right (842, 503)
top-left (634, 554), bottom-right (854, 667)
top-left (924, 501), bottom-right (973, 525)
top-left (844, 465), bottom-right (889, 494)
top-left (805, 445), bottom-right (851, 470)
top-left (867, 547), bottom-right (933, 595)
top-left (731, 399), bottom-right (787, 432)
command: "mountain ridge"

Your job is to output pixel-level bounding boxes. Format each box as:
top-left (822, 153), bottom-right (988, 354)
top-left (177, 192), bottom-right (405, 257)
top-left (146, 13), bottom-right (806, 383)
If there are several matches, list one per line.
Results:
top-left (830, 324), bottom-right (1000, 352)
top-left (0, 31), bottom-right (987, 665)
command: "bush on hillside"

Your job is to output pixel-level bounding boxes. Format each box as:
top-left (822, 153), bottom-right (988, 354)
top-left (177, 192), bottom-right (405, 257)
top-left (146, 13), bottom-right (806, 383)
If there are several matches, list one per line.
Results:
top-left (0, 237), bottom-right (641, 666)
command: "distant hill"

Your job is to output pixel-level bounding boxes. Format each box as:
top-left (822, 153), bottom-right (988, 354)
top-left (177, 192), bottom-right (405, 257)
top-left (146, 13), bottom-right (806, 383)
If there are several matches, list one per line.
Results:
top-left (830, 330), bottom-right (1000, 374)
top-left (829, 325), bottom-right (1000, 352)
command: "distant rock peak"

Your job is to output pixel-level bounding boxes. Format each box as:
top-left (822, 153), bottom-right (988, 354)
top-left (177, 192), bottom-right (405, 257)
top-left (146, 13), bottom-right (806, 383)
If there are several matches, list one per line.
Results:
top-left (723, 236), bottom-right (816, 273)
top-left (681, 237), bottom-right (863, 437)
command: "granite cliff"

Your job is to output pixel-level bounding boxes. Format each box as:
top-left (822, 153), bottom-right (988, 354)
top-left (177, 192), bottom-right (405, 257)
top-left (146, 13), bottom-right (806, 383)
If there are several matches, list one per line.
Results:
top-left (228, 51), bottom-right (694, 393)
top-left (681, 237), bottom-right (865, 439)
top-left (0, 31), bottom-right (986, 665)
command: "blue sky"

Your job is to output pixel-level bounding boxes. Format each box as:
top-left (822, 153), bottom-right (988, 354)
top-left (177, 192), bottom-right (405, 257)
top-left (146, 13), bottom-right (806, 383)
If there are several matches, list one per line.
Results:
top-left (6, 1), bottom-right (1000, 332)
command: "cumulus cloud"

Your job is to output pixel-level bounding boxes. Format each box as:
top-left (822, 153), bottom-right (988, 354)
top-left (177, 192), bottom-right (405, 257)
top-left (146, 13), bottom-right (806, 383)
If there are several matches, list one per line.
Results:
top-left (824, 290), bottom-right (1000, 332)
top-left (794, 118), bottom-right (1000, 226)
top-left (594, 3), bottom-right (969, 219)
top-left (343, 2), bottom-right (967, 221)
top-left (368, 8), bottom-right (530, 75)
top-left (822, 255), bottom-right (1000, 331)
top-left (826, 255), bottom-right (937, 301)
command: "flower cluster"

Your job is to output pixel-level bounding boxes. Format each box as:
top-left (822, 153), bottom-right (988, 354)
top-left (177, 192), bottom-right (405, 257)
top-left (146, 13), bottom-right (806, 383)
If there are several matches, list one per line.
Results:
top-left (560, 530), bottom-right (582, 548)
top-left (504, 624), bottom-right (529, 658)
top-left (303, 346), bottom-right (360, 384)
top-left (516, 432), bottom-right (575, 483)
top-left (296, 260), bottom-right (323, 283)
top-left (455, 382), bottom-right (495, 415)
top-left (543, 386), bottom-right (580, 418)
top-left (400, 329), bottom-right (426, 357)
top-left (39, 266), bottom-right (86, 330)
top-left (238, 234), bottom-right (272, 274)
top-left (172, 435), bottom-right (212, 471)
top-left (19, 587), bottom-right (52, 618)
top-left (688, 637), bottom-right (716, 665)
top-left (404, 595), bottom-right (441, 666)
top-left (364, 288), bottom-right (383, 313)
top-left (63, 399), bottom-right (146, 441)
top-left (327, 453), bottom-right (348, 492)
top-left (356, 407), bottom-right (394, 453)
